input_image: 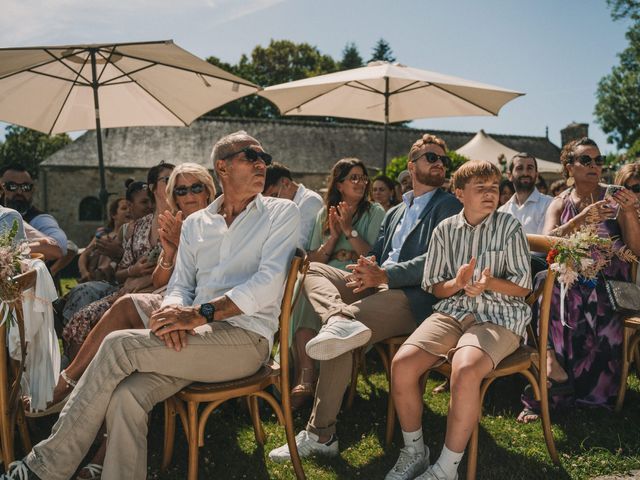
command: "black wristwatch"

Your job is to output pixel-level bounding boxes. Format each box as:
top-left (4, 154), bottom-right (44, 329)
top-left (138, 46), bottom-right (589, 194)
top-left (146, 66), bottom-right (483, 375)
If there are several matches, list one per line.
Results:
top-left (198, 302), bottom-right (215, 322)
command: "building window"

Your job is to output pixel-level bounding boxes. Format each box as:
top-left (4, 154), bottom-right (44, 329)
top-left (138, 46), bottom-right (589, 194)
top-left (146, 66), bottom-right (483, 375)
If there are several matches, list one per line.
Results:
top-left (79, 196), bottom-right (102, 221)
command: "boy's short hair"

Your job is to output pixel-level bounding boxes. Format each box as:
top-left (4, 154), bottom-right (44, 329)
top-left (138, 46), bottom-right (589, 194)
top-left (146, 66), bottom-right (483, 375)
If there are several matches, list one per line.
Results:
top-left (265, 162), bottom-right (292, 190)
top-left (452, 160), bottom-right (502, 190)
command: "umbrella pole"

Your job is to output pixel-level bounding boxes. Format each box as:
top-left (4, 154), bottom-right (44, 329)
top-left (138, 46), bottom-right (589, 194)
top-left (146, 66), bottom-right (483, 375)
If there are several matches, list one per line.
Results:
top-left (90, 49), bottom-right (109, 220)
top-left (382, 76), bottom-right (389, 173)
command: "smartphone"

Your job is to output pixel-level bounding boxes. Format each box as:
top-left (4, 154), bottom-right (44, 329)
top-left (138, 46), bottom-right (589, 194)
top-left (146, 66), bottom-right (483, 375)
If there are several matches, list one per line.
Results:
top-left (604, 185), bottom-right (624, 219)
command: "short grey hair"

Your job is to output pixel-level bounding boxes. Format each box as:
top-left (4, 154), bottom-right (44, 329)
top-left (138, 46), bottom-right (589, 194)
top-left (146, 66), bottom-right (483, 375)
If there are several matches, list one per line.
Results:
top-left (210, 130), bottom-right (261, 164)
top-left (398, 170), bottom-right (410, 182)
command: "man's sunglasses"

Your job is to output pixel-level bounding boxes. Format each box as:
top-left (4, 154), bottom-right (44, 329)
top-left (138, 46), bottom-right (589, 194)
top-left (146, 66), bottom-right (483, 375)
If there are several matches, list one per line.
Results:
top-left (174, 183), bottom-right (206, 196)
top-left (573, 155), bottom-right (605, 167)
top-left (625, 184), bottom-right (640, 193)
top-left (3, 181), bottom-right (34, 193)
top-left (342, 174), bottom-right (369, 185)
top-left (223, 147), bottom-right (272, 165)
top-left (412, 152), bottom-right (450, 167)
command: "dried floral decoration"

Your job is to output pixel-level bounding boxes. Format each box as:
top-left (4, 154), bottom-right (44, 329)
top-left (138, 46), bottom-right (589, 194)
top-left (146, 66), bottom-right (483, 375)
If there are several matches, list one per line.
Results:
top-left (0, 220), bottom-right (30, 325)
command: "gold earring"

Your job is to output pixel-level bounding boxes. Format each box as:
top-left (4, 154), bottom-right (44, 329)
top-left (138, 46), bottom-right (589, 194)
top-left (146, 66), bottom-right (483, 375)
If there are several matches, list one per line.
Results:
top-left (566, 175), bottom-right (575, 187)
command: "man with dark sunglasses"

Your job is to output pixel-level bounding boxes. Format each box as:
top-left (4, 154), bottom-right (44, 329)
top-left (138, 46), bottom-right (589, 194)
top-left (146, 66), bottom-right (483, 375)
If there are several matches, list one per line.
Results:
top-left (1, 163), bottom-right (67, 259)
top-left (270, 133), bottom-right (462, 464)
top-left (264, 162), bottom-right (323, 249)
top-left (1, 131), bottom-right (300, 480)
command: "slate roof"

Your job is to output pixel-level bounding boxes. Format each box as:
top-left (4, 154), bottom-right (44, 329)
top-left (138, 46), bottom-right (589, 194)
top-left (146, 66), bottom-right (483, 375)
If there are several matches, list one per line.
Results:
top-left (41, 117), bottom-right (561, 173)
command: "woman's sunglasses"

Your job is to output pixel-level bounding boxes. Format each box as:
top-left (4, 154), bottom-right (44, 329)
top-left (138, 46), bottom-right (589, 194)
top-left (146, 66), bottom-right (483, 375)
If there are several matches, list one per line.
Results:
top-left (174, 183), bottom-right (205, 196)
top-left (342, 174), bottom-right (369, 184)
top-left (572, 155), bottom-right (605, 166)
top-left (625, 184), bottom-right (640, 193)
top-left (223, 147), bottom-right (272, 165)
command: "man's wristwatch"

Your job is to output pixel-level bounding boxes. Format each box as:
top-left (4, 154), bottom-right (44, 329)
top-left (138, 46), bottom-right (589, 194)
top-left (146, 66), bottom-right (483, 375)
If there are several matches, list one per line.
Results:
top-left (198, 302), bottom-right (215, 322)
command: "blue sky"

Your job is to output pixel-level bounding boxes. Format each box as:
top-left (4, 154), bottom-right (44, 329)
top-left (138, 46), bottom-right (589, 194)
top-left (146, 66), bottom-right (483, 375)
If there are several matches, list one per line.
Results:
top-left (0, 0), bottom-right (631, 153)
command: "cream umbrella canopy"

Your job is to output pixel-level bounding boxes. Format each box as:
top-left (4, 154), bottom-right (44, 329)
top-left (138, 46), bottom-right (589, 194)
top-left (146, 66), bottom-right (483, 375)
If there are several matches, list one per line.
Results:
top-left (456, 129), bottom-right (561, 174)
top-left (0, 40), bottom-right (258, 214)
top-left (260, 61), bottom-right (524, 170)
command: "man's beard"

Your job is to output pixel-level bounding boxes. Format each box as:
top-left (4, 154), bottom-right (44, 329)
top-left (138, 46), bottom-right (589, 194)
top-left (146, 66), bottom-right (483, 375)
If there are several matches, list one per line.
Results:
top-left (5, 198), bottom-right (30, 215)
top-left (513, 176), bottom-right (535, 193)
top-left (415, 169), bottom-right (445, 188)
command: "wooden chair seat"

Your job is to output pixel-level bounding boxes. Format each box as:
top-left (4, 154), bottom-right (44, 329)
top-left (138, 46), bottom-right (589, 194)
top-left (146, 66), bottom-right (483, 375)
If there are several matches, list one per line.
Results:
top-left (625, 316), bottom-right (640, 329)
top-left (177, 362), bottom-right (279, 399)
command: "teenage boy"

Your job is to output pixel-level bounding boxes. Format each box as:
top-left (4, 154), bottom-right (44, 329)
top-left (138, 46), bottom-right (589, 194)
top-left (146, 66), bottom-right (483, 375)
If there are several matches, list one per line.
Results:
top-left (385, 160), bottom-right (532, 480)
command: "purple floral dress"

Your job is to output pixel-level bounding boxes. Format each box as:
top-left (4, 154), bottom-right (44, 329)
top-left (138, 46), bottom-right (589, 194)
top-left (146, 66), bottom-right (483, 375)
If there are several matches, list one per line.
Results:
top-left (529, 189), bottom-right (631, 409)
top-left (62, 214), bottom-right (156, 347)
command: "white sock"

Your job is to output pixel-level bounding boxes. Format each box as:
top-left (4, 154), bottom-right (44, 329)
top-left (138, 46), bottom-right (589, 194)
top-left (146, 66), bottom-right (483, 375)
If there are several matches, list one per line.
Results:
top-left (435, 445), bottom-right (464, 479)
top-left (401, 428), bottom-right (425, 455)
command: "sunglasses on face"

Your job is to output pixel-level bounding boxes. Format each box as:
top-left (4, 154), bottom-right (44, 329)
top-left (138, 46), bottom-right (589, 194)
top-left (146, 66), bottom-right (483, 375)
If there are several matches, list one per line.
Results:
top-left (341, 174), bottom-right (369, 185)
top-left (572, 155), bottom-right (605, 167)
top-left (223, 147), bottom-right (272, 166)
top-left (626, 184), bottom-right (640, 193)
top-left (173, 183), bottom-right (206, 196)
top-left (412, 151), bottom-right (450, 167)
top-left (3, 181), bottom-right (34, 193)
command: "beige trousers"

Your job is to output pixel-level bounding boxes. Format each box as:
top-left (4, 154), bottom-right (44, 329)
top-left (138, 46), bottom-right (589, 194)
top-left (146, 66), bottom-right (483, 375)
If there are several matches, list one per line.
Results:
top-left (303, 262), bottom-right (417, 437)
top-left (25, 322), bottom-right (269, 480)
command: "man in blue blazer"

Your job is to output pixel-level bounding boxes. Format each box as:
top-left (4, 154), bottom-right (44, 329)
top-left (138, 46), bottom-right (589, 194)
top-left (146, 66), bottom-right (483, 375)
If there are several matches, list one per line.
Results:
top-left (270, 134), bottom-right (462, 462)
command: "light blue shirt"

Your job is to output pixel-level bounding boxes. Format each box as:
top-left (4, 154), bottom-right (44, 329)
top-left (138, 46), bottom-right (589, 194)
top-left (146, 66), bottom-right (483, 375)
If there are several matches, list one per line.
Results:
top-left (382, 189), bottom-right (437, 267)
top-left (29, 213), bottom-right (68, 256)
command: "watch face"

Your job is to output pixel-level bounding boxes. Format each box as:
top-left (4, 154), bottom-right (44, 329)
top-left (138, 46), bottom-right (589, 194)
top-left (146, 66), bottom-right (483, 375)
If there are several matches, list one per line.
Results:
top-left (199, 303), bottom-right (214, 321)
top-left (351, 229), bottom-right (358, 238)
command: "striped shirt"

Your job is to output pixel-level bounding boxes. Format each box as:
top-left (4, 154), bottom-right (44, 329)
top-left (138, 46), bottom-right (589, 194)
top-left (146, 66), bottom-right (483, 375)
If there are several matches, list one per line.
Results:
top-left (422, 210), bottom-right (532, 337)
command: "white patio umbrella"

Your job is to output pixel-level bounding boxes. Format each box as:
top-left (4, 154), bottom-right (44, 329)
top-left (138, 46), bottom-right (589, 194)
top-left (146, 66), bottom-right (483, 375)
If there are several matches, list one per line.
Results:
top-left (0, 40), bottom-right (258, 214)
top-left (456, 130), bottom-right (561, 173)
top-left (260, 61), bottom-right (524, 170)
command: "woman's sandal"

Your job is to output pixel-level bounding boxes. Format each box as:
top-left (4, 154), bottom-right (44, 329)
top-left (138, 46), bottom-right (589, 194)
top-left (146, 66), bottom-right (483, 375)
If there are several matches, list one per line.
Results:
top-left (517, 407), bottom-right (539, 423)
top-left (76, 463), bottom-right (103, 480)
top-left (25, 369), bottom-right (77, 418)
top-left (290, 368), bottom-right (316, 410)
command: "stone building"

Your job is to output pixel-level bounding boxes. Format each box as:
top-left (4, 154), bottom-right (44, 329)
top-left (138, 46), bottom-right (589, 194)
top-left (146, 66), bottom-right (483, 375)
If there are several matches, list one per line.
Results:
top-left (38, 117), bottom-right (562, 246)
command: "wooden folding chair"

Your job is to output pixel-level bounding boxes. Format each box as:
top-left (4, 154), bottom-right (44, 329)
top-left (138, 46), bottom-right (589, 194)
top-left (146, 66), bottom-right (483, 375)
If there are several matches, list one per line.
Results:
top-left (161, 250), bottom-right (307, 480)
top-left (0, 269), bottom-right (35, 467)
top-left (615, 261), bottom-right (640, 412)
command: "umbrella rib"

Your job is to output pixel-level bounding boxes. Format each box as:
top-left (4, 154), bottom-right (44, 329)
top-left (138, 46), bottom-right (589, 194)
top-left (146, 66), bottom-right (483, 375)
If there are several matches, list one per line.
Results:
top-left (430, 84), bottom-right (502, 115)
top-left (23, 68), bottom-right (91, 86)
top-left (349, 81), bottom-right (384, 94)
top-left (95, 47), bottom-right (118, 83)
top-left (278, 82), bottom-right (352, 114)
top-left (48, 56), bottom-right (91, 136)
top-left (390, 81), bottom-right (423, 95)
top-left (101, 64), bottom-right (155, 86)
top-left (45, 48), bottom-right (94, 85)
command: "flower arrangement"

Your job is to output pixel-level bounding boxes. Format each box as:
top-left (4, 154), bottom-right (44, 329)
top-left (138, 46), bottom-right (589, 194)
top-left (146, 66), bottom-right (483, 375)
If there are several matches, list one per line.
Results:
top-left (0, 220), bottom-right (30, 325)
top-left (546, 219), bottom-right (637, 326)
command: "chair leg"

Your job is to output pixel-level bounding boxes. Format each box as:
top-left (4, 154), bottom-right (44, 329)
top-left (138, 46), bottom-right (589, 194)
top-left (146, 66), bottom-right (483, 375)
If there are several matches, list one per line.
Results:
top-left (16, 407), bottom-right (31, 454)
top-left (346, 349), bottom-right (361, 410)
top-left (616, 326), bottom-right (632, 413)
top-left (247, 396), bottom-right (265, 445)
top-left (162, 398), bottom-right (177, 471)
top-left (465, 423), bottom-right (479, 480)
top-left (0, 411), bottom-right (15, 467)
top-left (186, 401), bottom-right (199, 480)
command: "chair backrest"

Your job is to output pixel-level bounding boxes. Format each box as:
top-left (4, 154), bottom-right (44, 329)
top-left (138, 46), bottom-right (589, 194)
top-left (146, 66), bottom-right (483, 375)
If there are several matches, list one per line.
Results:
top-left (526, 235), bottom-right (558, 393)
top-left (0, 269), bottom-right (37, 417)
top-left (276, 249), bottom-right (307, 395)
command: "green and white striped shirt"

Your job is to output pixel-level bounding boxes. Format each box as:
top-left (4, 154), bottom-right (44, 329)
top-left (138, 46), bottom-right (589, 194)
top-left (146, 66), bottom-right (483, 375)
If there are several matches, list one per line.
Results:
top-left (422, 210), bottom-right (532, 337)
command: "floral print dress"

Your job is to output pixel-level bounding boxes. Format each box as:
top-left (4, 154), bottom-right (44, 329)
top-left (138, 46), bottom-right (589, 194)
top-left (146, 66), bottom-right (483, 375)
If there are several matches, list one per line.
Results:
top-left (62, 214), bottom-right (156, 347)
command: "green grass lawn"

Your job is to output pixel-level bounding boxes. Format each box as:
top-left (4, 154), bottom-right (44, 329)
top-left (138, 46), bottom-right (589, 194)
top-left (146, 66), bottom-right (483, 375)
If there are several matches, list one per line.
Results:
top-left (142, 356), bottom-right (640, 480)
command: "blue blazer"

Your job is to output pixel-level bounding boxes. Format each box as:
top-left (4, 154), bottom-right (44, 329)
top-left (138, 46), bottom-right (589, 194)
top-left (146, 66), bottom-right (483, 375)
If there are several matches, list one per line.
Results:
top-left (370, 189), bottom-right (462, 323)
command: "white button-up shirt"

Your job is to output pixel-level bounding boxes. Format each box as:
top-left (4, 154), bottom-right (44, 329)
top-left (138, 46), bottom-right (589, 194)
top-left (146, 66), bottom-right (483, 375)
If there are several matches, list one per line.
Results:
top-left (162, 194), bottom-right (300, 348)
top-left (292, 184), bottom-right (323, 250)
top-left (498, 188), bottom-right (553, 235)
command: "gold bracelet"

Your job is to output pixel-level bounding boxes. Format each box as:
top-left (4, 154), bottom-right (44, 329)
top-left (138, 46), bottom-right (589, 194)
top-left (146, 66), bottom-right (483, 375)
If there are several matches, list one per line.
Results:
top-left (159, 258), bottom-right (174, 269)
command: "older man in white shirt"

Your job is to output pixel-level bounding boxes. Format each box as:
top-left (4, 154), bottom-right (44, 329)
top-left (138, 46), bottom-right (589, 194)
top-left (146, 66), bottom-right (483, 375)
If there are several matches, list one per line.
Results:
top-left (498, 152), bottom-right (553, 235)
top-left (264, 162), bottom-right (323, 249)
top-left (3, 131), bottom-right (300, 480)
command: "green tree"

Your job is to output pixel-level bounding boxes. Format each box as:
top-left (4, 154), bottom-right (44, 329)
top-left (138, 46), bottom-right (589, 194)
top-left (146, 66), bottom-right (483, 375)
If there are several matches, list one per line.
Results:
top-left (339, 42), bottom-right (364, 70)
top-left (369, 38), bottom-right (396, 63)
top-left (606, 0), bottom-right (640, 20)
top-left (206, 40), bottom-right (338, 119)
top-left (594, 22), bottom-right (640, 149)
top-left (0, 125), bottom-right (71, 178)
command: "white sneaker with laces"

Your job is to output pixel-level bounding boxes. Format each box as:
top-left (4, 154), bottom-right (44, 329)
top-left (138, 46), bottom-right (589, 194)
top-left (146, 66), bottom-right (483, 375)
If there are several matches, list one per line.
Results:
top-left (268, 430), bottom-right (339, 463)
top-left (0, 460), bottom-right (38, 480)
top-left (305, 316), bottom-right (372, 361)
top-left (385, 445), bottom-right (430, 480)
top-left (415, 462), bottom-right (458, 480)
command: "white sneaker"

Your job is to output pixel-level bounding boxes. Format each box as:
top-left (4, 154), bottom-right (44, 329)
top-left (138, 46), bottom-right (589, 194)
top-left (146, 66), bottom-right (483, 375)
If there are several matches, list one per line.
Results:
top-left (268, 430), bottom-right (339, 463)
top-left (0, 460), bottom-right (39, 479)
top-left (385, 445), bottom-right (430, 480)
top-left (415, 462), bottom-right (458, 480)
top-left (305, 316), bottom-right (372, 361)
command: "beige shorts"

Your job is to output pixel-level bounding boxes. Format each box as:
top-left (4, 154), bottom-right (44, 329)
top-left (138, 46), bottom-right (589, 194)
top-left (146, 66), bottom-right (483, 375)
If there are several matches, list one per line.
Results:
top-left (404, 312), bottom-right (521, 369)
